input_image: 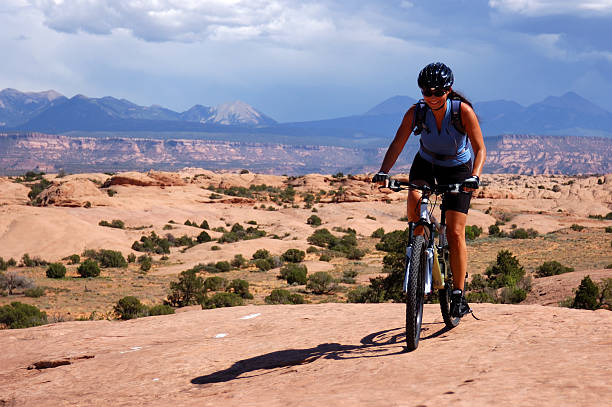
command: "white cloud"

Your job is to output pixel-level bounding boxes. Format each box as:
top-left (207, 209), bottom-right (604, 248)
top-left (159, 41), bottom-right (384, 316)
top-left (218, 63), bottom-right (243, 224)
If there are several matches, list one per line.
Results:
top-left (489, 0), bottom-right (612, 16)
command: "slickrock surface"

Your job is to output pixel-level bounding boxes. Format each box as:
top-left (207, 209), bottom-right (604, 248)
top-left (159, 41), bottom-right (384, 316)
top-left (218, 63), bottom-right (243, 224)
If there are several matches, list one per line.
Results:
top-left (1, 303), bottom-right (611, 406)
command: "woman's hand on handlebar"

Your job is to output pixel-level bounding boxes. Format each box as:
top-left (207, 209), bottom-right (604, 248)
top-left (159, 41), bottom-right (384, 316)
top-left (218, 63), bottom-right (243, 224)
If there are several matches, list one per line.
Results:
top-left (371, 172), bottom-right (389, 185)
top-left (462, 175), bottom-right (480, 192)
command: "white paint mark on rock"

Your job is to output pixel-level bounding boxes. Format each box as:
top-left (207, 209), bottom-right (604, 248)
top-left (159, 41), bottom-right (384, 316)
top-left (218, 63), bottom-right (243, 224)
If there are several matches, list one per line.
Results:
top-left (153, 378), bottom-right (159, 382)
top-left (214, 333), bottom-right (227, 338)
top-left (119, 346), bottom-right (142, 354)
top-left (240, 313), bottom-right (261, 320)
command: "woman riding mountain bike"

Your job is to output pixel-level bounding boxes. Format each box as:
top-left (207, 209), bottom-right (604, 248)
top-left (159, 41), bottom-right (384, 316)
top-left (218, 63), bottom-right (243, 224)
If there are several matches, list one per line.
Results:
top-left (372, 62), bottom-right (486, 318)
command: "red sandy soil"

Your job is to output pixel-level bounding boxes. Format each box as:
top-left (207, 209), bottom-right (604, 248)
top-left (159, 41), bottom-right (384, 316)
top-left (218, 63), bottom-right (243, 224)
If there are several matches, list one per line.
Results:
top-left (1, 303), bottom-right (611, 406)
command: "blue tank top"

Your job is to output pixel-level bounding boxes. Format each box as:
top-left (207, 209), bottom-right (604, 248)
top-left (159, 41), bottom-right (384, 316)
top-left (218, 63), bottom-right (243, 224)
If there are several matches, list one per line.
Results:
top-left (417, 99), bottom-right (471, 167)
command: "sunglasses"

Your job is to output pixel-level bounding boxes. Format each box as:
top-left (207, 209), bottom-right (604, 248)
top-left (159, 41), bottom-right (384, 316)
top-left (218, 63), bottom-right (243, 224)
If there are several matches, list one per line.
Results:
top-left (421, 87), bottom-right (448, 97)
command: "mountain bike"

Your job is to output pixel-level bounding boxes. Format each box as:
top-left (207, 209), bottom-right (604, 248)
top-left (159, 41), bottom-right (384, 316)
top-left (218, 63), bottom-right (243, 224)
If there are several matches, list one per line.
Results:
top-left (387, 179), bottom-right (475, 351)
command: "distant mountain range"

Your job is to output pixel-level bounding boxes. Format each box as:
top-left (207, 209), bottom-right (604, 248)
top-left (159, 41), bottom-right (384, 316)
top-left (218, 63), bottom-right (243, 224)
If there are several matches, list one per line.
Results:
top-left (1, 88), bottom-right (612, 142)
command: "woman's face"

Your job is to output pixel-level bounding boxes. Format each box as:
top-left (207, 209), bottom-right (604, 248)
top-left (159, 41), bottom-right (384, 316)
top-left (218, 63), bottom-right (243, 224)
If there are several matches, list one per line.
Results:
top-left (421, 87), bottom-right (450, 110)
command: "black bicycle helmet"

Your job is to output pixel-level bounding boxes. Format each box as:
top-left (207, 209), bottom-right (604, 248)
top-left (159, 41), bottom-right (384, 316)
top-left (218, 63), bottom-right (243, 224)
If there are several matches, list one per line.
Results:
top-left (417, 62), bottom-right (454, 89)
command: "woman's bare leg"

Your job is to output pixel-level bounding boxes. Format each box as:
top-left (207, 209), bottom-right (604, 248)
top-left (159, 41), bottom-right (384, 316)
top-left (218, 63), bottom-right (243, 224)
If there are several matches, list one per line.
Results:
top-left (445, 210), bottom-right (468, 291)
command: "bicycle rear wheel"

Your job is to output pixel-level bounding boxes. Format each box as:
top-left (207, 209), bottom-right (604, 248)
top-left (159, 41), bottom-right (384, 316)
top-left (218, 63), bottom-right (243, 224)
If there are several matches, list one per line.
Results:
top-left (405, 235), bottom-right (426, 351)
top-left (439, 248), bottom-right (461, 328)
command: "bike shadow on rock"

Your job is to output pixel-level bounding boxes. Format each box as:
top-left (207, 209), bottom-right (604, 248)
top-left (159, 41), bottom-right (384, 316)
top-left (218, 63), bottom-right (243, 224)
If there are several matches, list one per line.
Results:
top-left (191, 324), bottom-right (450, 385)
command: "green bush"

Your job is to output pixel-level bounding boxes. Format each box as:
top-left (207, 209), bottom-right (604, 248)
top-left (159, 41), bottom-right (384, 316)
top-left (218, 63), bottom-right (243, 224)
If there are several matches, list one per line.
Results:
top-left (114, 296), bottom-right (147, 320)
top-left (536, 261), bottom-right (574, 278)
top-left (202, 292), bottom-right (244, 309)
top-left (307, 228), bottom-right (336, 247)
top-left (83, 249), bottom-right (127, 268)
top-left (254, 258), bottom-right (273, 271)
top-left (570, 224), bottom-right (585, 232)
top-left (231, 254), bottom-right (247, 269)
top-left (200, 220), bottom-right (210, 229)
top-left (127, 253), bottom-right (136, 263)
top-left (306, 246), bottom-right (319, 253)
top-left (0, 302), bottom-right (48, 329)
top-left (67, 254), bottom-right (80, 265)
top-left (282, 249), bottom-right (306, 263)
top-left (347, 285), bottom-right (382, 303)
top-left (77, 259), bottom-right (100, 278)
top-left (279, 263), bottom-right (308, 285)
top-left (465, 274), bottom-right (487, 291)
top-left (508, 228), bottom-right (538, 239)
top-left (605, 226), bottom-right (612, 233)
top-left (465, 225), bottom-right (483, 240)
top-left (98, 219), bottom-right (125, 229)
top-left (264, 289), bottom-right (305, 304)
top-left (139, 256), bottom-right (152, 272)
top-left (319, 254), bottom-right (331, 262)
top-left (307, 271), bottom-right (337, 294)
top-left (20, 253), bottom-right (47, 267)
top-left (375, 229), bottom-right (409, 253)
top-left (499, 286), bottom-right (527, 304)
top-left (24, 287), bottom-right (45, 298)
top-left (345, 247), bottom-right (365, 260)
top-left (252, 249), bottom-right (271, 260)
top-left (148, 304), bottom-right (175, 316)
top-left (341, 269), bottom-right (358, 284)
top-left (485, 250), bottom-right (525, 289)
top-left (214, 261), bottom-right (231, 273)
top-left (371, 227), bottom-right (385, 238)
top-left (46, 263), bottom-right (66, 279)
top-left (227, 279), bottom-right (253, 299)
top-left (166, 268), bottom-right (206, 307)
top-left (204, 276), bottom-right (228, 292)
top-left (466, 290), bottom-right (497, 304)
top-left (572, 275), bottom-right (599, 310)
top-left (488, 224), bottom-right (505, 237)
top-left (197, 231), bottom-right (212, 243)
top-left (131, 232), bottom-right (171, 254)
top-left (307, 215), bottom-right (322, 226)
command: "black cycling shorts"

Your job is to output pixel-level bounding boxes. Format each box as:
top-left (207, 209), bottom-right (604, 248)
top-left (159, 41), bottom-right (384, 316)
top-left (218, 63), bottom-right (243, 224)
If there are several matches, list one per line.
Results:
top-left (408, 153), bottom-right (473, 214)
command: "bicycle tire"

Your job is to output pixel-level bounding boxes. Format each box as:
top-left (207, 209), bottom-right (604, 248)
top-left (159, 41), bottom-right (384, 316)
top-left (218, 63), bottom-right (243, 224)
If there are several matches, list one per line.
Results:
top-left (405, 235), bottom-right (426, 351)
top-left (439, 248), bottom-right (461, 328)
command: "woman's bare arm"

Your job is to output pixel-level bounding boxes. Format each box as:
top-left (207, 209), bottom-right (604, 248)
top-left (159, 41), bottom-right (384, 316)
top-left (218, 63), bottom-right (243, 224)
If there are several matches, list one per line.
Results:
top-left (378, 106), bottom-right (415, 173)
top-left (461, 103), bottom-right (486, 177)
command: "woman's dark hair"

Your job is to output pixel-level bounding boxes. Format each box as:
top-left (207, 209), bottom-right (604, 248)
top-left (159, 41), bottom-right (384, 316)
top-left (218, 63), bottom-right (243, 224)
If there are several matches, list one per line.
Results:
top-left (449, 89), bottom-right (474, 110)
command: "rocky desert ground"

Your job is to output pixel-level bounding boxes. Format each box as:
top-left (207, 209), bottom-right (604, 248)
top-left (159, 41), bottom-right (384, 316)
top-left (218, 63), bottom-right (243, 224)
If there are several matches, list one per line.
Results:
top-left (1, 169), bottom-right (611, 406)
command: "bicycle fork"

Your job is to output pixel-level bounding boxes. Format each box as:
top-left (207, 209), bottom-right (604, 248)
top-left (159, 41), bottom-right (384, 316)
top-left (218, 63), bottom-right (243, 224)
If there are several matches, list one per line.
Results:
top-left (403, 196), bottom-right (436, 295)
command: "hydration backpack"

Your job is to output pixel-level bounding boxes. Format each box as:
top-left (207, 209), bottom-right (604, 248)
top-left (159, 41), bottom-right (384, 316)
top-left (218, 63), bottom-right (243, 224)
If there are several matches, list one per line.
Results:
top-left (412, 98), bottom-right (465, 135)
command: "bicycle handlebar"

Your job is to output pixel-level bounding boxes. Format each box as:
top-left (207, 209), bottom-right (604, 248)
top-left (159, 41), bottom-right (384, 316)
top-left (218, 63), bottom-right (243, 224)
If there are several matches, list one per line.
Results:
top-left (385, 179), bottom-right (476, 194)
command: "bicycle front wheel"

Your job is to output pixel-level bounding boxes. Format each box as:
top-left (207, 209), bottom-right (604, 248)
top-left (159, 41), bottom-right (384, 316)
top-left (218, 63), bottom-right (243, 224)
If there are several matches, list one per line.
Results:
top-left (439, 248), bottom-right (461, 328)
top-left (405, 235), bottom-right (426, 351)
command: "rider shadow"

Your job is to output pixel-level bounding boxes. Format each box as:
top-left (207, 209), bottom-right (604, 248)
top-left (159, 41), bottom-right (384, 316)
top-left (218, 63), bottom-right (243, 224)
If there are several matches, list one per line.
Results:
top-left (191, 325), bottom-right (450, 385)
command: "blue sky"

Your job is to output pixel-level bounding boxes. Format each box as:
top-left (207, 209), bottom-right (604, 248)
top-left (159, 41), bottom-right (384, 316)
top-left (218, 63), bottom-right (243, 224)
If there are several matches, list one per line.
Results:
top-left (1, 0), bottom-right (611, 122)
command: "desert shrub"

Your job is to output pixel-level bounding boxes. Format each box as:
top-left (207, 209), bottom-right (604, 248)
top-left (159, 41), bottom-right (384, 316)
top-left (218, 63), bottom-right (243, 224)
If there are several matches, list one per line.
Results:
top-left (572, 275), bottom-right (599, 310)
top-left (508, 228), bottom-right (538, 239)
top-left (218, 224), bottom-right (266, 243)
top-left (27, 178), bottom-right (52, 204)
top-left (114, 296), bottom-right (147, 320)
top-left (88, 249), bottom-right (127, 268)
top-left (46, 263), bottom-right (66, 279)
top-left (98, 219), bottom-right (125, 229)
top-left (307, 228), bottom-right (336, 247)
top-left (127, 253), bottom-right (136, 263)
top-left (252, 249), bottom-right (271, 260)
top-left (252, 258), bottom-right (272, 271)
top-left (306, 246), bottom-right (319, 253)
top-left (606, 226), bottom-right (612, 233)
top-left (204, 276), bottom-right (228, 292)
top-left (166, 268), bottom-right (206, 307)
top-left (345, 247), bottom-right (365, 260)
top-left (488, 224), bottom-right (505, 237)
top-left (282, 249), bottom-right (306, 263)
top-left (347, 285), bottom-right (382, 303)
top-left (375, 229), bottom-right (409, 253)
top-left (0, 271), bottom-right (34, 295)
top-left (265, 289), bottom-right (305, 304)
top-left (231, 254), bottom-right (247, 269)
top-left (106, 189), bottom-right (117, 197)
top-left (131, 232), bottom-right (171, 254)
top-left (307, 215), bottom-right (322, 226)
top-left (570, 224), bottom-right (585, 232)
top-left (319, 254), bottom-right (331, 262)
top-left (200, 220), bottom-right (210, 229)
top-left (67, 254), bottom-right (80, 264)
top-left (24, 287), bottom-right (45, 298)
top-left (227, 279), bottom-right (253, 299)
top-left (197, 231), bottom-right (212, 243)
top-left (466, 290), bottom-right (497, 304)
top-left (485, 250), bottom-right (525, 289)
top-left (341, 269), bottom-right (358, 284)
top-left (184, 220), bottom-right (193, 226)
top-left (465, 225), bottom-right (483, 241)
top-left (307, 271), bottom-right (337, 294)
top-left (212, 261), bottom-right (230, 273)
top-left (0, 302), bottom-right (48, 329)
top-left (148, 304), bottom-right (175, 316)
top-left (279, 263), bottom-right (308, 285)
top-left (77, 259), bottom-right (100, 278)
top-left (536, 261), bottom-right (574, 278)
top-left (371, 227), bottom-right (385, 238)
top-left (20, 253), bottom-right (47, 267)
top-left (202, 292), bottom-right (244, 309)
top-left (499, 286), bottom-right (527, 304)
top-left (0, 258), bottom-right (8, 271)
top-left (138, 256), bottom-right (152, 272)
top-left (465, 274), bottom-right (487, 291)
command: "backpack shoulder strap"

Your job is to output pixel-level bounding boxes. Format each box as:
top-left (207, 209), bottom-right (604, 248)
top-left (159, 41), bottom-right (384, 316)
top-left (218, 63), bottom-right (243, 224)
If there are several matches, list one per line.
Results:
top-left (450, 98), bottom-right (465, 134)
top-left (412, 100), bottom-right (429, 135)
